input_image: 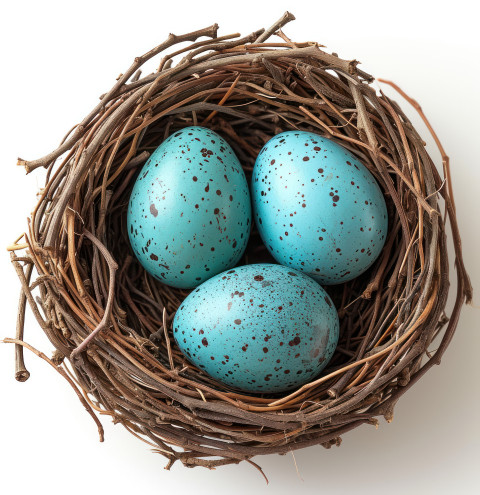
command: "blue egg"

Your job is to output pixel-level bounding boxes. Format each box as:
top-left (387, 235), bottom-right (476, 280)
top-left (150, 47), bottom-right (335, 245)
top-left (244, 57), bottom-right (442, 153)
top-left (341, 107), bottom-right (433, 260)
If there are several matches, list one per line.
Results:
top-left (127, 127), bottom-right (251, 289)
top-left (252, 131), bottom-right (388, 284)
top-left (173, 264), bottom-right (339, 394)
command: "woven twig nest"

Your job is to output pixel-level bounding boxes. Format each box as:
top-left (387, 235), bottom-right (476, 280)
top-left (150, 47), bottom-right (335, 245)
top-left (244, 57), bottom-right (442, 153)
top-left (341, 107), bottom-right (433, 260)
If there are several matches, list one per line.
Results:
top-left (7, 13), bottom-right (472, 476)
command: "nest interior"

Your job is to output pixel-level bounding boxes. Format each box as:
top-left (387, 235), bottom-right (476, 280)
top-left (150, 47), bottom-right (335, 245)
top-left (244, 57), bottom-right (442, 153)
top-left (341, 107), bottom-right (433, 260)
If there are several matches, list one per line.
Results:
top-left (9, 13), bottom-right (472, 474)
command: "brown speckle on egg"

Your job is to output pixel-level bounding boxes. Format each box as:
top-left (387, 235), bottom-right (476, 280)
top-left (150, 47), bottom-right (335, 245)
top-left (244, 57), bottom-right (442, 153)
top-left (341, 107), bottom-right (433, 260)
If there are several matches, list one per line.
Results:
top-left (150, 204), bottom-right (158, 217)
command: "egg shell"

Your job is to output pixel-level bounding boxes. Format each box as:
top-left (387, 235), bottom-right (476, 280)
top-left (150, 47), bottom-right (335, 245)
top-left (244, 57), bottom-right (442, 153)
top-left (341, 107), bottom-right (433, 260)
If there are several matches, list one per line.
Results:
top-left (252, 131), bottom-right (388, 284)
top-left (127, 126), bottom-right (251, 289)
top-left (173, 264), bottom-right (339, 394)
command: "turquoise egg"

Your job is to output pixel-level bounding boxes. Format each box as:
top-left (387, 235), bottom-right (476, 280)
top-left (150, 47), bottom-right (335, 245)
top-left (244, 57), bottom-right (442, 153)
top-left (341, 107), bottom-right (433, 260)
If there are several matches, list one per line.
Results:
top-left (127, 127), bottom-right (251, 289)
top-left (252, 131), bottom-right (388, 284)
top-left (173, 264), bottom-right (339, 394)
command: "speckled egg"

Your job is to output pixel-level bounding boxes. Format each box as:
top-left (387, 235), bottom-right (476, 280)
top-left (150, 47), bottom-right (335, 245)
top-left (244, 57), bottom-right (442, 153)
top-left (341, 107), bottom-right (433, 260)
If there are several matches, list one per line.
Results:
top-left (173, 264), bottom-right (339, 394)
top-left (127, 126), bottom-right (251, 289)
top-left (252, 131), bottom-right (388, 284)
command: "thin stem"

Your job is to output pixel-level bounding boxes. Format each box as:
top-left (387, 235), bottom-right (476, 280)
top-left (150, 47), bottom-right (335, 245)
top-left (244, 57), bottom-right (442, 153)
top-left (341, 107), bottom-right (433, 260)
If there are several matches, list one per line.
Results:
top-left (2, 338), bottom-right (104, 442)
top-left (70, 230), bottom-right (118, 359)
top-left (14, 263), bottom-right (34, 382)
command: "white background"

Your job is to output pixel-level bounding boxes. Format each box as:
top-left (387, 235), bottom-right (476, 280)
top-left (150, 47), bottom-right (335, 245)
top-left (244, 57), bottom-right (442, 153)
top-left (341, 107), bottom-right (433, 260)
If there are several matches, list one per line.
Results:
top-left (0, 1), bottom-right (478, 493)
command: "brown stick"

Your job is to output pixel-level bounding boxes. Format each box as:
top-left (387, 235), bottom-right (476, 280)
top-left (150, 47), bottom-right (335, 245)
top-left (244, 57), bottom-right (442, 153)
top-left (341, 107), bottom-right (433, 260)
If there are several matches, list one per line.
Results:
top-left (255, 11), bottom-right (296, 43)
top-left (2, 338), bottom-right (104, 442)
top-left (14, 263), bottom-right (34, 382)
top-left (70, 230), bottom-right (118, 359)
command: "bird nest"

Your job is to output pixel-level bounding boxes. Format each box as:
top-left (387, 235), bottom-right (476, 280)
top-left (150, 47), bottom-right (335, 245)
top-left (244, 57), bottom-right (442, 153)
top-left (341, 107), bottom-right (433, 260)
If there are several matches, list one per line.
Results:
top-left (6, 13), bottom-right (472, 478)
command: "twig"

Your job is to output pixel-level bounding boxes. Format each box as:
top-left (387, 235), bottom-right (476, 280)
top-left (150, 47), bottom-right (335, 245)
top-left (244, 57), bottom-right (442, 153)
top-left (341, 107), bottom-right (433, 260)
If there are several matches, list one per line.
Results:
top-left (202, 73), bottom-right (241, 124)
top-left (255, 11), bottom-right (296, 43)
top-left (70, 230), bottom-right (118, 358)
top-left (14, 263), bottom-right (34, 382)
top-left (2, 338), bottom-right (104, 442)
top-left (162, 308), bottom-right (175, 371)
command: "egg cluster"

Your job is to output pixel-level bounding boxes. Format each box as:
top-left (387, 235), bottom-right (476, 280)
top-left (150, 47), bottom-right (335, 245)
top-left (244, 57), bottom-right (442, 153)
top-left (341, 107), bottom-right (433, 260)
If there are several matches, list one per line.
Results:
top-left (127, 127), bottom-right (388, 394)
